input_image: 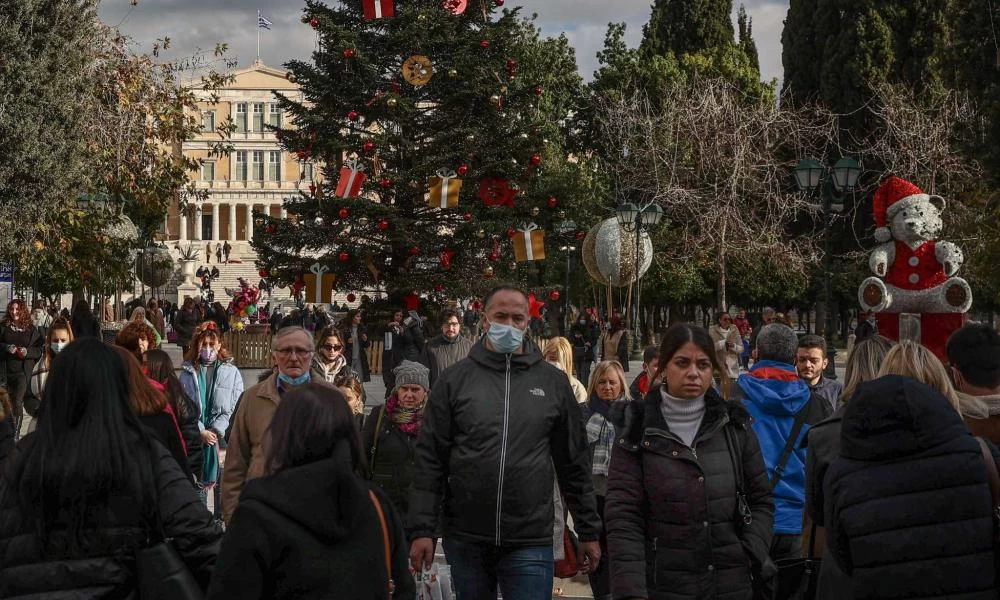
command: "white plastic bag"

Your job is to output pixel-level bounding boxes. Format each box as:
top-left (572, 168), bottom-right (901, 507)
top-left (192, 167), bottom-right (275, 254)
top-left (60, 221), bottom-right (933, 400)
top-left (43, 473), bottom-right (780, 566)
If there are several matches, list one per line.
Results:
top-left (415, 564), bottom-right (454, 600)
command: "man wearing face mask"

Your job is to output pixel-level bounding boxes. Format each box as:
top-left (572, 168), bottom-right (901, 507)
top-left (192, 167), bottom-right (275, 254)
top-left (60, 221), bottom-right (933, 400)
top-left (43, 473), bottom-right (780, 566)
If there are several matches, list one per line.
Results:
top-left (221, 326), bottom-right (330, 524)
top-left (409, 285), bottom-right (602, 600)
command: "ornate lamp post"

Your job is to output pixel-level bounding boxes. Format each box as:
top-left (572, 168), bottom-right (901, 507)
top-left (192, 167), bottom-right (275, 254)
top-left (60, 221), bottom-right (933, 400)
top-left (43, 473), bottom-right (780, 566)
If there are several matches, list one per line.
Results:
top-left (793, 157), bottom-right (861, 378)
top-left (616, 202), bottom-right (664, 361)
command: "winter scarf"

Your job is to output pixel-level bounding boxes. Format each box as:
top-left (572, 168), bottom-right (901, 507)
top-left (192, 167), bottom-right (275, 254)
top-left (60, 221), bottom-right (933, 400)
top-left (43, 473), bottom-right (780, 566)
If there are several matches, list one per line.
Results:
top-left (385, 392), bottom-right (426, 436)
top-left (586, 393), bottom-right (618, 478)
top-left (197, 361), bottom-right (221, 488)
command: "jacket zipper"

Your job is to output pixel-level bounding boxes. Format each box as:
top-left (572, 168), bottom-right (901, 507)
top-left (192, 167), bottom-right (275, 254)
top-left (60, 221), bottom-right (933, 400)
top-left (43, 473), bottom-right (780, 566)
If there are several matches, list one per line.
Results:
top-left (495, 354), bottom-right (512, 546)
top-left (652, 536), bottom-right (659, 586)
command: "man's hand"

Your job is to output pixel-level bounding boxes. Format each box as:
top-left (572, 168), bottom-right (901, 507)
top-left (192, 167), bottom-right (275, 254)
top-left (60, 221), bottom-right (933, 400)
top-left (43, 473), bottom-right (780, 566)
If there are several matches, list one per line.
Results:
top-left (201, 430), bottom-right (218, 445)
top-left (579, 540), bottom-right (602, 574)
top-left (410, 537), bottom-right (435, 572)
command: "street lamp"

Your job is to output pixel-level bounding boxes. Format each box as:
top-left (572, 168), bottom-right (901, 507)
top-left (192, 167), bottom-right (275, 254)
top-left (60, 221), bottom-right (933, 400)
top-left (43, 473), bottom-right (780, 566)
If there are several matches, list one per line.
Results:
top-left (616, 201), bottom-right (665, 361)
top-left (793, 156), bottom-right (861, 379)
top-left (559, 244), bottom-right (577, 334)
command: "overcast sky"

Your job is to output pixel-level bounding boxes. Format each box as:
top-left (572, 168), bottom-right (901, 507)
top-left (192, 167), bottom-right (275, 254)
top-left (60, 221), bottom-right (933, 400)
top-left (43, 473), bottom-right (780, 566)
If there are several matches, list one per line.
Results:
top-left (98, 0), bottom-right (789, 83)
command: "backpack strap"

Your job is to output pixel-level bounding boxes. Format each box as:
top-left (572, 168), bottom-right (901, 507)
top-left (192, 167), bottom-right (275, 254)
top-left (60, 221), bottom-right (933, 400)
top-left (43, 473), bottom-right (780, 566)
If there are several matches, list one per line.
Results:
top-left (367, 404), bottom-right (387, 480)
top-left (770, 396), bottom-right (816, 485)
top-left (368, 489), bottom-right (396, 595)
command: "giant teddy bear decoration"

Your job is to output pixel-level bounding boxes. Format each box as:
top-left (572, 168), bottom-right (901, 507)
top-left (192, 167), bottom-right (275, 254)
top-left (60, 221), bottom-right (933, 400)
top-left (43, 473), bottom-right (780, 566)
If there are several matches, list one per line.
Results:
top-left (858, 176), bottom-right (972, 358)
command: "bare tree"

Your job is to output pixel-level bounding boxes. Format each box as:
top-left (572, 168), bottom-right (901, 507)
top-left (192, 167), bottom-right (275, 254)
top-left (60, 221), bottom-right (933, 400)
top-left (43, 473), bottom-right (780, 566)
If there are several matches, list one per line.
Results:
top-left (597, 76), bottom-right (839, 309)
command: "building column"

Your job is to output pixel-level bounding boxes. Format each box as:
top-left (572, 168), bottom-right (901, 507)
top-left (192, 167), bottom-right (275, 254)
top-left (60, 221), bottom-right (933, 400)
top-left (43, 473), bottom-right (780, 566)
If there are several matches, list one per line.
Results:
top-left (245, 203), bottom-right (254, 241)
top-left (228, 203), bottom-right (237, 241)
top-left (211, 203), bottom-right (220, 241)
top-left (179, 209), bottom-right (188, 241)
top-left (194, 205), bottom-right (203, 241)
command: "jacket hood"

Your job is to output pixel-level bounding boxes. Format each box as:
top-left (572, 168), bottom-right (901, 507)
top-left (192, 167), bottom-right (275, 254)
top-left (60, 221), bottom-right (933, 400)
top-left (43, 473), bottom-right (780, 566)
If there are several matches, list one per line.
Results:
top-left (737, 361), bottom-right (812, 417)
top-left (958, 391), bottom-right (1000, 420)
top-left (840, 375), bottom-right (968, 461)
top-left (240, 441), bottom-right (368, 540)
top-left (468, 339), bottom-right (543, 371)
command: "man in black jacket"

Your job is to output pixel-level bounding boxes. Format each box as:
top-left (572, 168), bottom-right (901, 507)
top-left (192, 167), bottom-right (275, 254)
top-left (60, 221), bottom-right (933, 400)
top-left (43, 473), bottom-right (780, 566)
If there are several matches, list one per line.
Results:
top-left (409, 286), bottom-right (602, 600)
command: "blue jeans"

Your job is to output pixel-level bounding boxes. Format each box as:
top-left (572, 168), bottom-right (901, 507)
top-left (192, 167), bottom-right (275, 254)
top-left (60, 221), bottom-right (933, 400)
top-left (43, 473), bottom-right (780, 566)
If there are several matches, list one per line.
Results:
top-left (443, 538), bottom-right (554, 600)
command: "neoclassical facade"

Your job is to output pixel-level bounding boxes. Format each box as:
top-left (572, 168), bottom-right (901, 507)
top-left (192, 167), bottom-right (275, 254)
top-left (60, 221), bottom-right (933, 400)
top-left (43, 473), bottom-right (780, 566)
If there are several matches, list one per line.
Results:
top-left (165, 60), bottom-right (321, 258)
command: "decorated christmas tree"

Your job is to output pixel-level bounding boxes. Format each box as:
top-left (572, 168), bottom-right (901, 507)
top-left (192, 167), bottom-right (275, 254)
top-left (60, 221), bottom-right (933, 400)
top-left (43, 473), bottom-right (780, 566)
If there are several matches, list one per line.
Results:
top-left (252, 0), bottom-right (595, 301)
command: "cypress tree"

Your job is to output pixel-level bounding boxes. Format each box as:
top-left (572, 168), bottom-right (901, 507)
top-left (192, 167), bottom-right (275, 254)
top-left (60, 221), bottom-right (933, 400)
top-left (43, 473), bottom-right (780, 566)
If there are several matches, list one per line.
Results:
top-left (736, 5), bottom-right (760, 75)
top-left (640, 0), bottom-right (734, 58)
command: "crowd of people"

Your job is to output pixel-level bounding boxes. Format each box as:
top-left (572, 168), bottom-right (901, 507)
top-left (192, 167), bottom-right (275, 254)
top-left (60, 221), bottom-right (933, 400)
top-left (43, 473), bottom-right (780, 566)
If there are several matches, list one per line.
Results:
top-left (3, 286), bottom-right (1000, 600)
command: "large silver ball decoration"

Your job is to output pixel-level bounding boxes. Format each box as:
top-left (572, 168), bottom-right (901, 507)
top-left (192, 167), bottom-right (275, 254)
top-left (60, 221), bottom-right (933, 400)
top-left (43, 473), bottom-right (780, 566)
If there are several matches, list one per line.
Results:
top-left (105, 214), bottom-right (139, 263)
top-left (582, 223), bottom-right (609, 285)
top-left (583, 217), bottom-right (653, 287)
top-left (135, 245), bottom-right (174, 288)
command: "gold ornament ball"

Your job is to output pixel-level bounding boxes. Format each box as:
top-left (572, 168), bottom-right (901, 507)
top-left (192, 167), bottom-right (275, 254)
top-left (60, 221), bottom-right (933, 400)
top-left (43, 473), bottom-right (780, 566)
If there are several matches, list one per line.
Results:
top-left (490, 94), bottom-right (501, 104)
top-left (519, 132), bottom-right (529, 140)
top-left (466, 134), bottom-right (476, 142)
top-left (447, 68), bottom-right (458, 78)
top-left (511, 158), bottom-right (518, 165)
top-left (557, 210), bottom-right (566, 219)
top-left (475, 228), bottom-right (486, 239)
top-left (417, 13), bottom-right (428, 22)
top-left (483, 265), bottom-right (494, 277)
top-left (530, 206), bottom-right (540, 217)
top-left (358, 216), bottom-right (370, 226)
top-left (386, 97), bottom-right (398, 108)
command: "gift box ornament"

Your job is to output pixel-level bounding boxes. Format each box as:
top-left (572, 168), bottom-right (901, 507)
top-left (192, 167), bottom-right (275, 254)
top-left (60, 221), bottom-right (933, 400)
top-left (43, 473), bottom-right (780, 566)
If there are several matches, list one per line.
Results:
top-left (363, 0), bottom-right (395, 19)
top-left (513, 223), bottom-right (545, 262)
top-left (335, 158), bottom-right (366, 198)
top-left (428, 169), bottom-right (463, 208)
top-left (303, 263), bottom-right (336, 303)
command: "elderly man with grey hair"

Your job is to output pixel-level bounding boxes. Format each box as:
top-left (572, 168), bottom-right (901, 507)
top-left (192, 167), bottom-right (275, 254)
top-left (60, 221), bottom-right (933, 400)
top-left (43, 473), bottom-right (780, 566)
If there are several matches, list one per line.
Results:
top-left (736, 323), bottom-right (832, 569)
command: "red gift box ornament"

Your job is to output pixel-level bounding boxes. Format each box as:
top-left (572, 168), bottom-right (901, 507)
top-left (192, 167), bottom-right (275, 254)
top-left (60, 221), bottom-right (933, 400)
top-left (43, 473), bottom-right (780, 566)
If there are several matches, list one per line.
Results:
top-left (479, 178), bottom-right (518, 208)
top-left (363, 0), bottom-right (395, 20)
top-left (335, 158), bottom-right (367, 198)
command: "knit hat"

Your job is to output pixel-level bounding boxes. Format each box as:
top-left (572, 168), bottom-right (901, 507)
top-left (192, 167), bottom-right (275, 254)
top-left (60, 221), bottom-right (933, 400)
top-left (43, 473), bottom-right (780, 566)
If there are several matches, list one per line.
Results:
top-left (394, 360), bottom-right (430, 391)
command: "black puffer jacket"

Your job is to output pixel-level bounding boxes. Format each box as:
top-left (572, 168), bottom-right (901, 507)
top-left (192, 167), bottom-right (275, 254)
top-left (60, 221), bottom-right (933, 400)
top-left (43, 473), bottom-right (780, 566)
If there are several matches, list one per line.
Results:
top-left (606, 389), bottom-right (775, 600)
top-left (0, 435), bottom-right (221, 598)
top-left (408, 341), bottom-right (601, 546)
top-left (362, 402), bottom-right (419, 525)
top-left (826, 376), bottom-right (1000, 600)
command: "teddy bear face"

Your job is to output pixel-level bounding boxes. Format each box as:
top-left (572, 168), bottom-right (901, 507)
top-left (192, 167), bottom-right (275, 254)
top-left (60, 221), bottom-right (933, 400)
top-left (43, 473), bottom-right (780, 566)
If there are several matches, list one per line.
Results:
top-left (890, 201), bottom-right (943, 244)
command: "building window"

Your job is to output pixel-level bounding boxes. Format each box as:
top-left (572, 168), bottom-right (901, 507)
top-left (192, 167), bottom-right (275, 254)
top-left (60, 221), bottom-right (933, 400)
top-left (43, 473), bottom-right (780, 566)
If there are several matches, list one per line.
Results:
top-left (252, 150), bottom-right (264, 180)
top-left (301, 161), bottom-right (314, 182)
top-left (268, 151), bottom-right (281, 181)
top-left (202, 111), bottom-right (216, 132)
top-left (252, 103), bottom-right (265, 132)
top-left (235, 151), bottom-right (248, 180)
top-left (235, 103), bottom-right (247, 133)
top-left (201, 161), bottom-right (215, 181)
top-left (268, 104), bottom-right (281, 129)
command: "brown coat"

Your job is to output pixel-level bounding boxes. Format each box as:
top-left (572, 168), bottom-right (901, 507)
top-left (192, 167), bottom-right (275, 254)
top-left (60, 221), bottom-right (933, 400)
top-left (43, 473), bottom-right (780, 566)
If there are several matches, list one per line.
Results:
top-left (220, 372), bottom-right (332, 523)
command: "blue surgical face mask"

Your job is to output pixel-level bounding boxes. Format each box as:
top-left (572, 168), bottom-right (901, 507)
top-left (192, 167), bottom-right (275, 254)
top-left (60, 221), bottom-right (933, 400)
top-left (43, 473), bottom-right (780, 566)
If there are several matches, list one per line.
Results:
top-left (50, 342), bottom-right (67, 354)
top-left (486, 319), bottom-right (525, 354)
top-left (278, 371), bottom-right (312, 387)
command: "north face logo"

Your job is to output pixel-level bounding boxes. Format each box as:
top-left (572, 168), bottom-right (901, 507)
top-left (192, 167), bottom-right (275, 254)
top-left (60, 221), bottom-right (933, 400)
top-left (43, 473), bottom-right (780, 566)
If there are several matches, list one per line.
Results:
top-left (529, 388), bottom-right (545, 397)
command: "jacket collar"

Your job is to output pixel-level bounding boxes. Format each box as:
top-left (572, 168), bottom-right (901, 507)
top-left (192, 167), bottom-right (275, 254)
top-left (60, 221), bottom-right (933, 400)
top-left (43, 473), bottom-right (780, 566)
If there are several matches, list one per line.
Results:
top-left (467, 339), bottom-right (542, 372)
top-left (620, 386), bottom-right (750, 446)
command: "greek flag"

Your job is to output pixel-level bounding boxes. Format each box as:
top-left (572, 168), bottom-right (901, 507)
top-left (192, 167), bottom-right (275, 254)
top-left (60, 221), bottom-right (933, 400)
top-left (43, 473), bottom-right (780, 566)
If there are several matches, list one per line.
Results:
top-left (257, 11), bottom-right (273, 29)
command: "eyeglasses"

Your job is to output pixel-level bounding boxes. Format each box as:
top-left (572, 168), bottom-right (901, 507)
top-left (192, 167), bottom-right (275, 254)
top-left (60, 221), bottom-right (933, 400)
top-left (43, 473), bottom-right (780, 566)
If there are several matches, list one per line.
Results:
top-left (275, 347), bottom-right (313, 358)
top-left (321, 344), bottom-right (343, 351)
top-left (443, 321), bottom-right (461, 327)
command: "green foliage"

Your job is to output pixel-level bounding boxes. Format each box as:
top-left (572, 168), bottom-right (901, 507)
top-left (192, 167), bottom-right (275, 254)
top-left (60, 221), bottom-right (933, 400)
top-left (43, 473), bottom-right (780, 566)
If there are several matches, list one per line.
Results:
top-left (254, 1), bottom-right (597, 296)
top-left (736, 4), bottom-right (759, 75)
top-left (640, 0), bottom-right (734, 58)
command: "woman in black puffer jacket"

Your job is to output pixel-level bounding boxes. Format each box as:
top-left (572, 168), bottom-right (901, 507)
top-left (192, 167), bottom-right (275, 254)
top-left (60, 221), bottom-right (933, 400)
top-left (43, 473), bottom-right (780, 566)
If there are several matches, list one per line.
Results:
top-left (0, 339), bottom-right (221, 598)
top-left (606, 324), bottom-right (775, 600)
top-left (825, 375), bottom-right (1000, 600)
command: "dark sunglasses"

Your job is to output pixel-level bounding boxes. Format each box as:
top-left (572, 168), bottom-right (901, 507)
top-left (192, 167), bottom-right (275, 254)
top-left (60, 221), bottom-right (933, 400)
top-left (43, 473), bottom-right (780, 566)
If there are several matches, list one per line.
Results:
top-left (321, 344), bottom-right (344, 351)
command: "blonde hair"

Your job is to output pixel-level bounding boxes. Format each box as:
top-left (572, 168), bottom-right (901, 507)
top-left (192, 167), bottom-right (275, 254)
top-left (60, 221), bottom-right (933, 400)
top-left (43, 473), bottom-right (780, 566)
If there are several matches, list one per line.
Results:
top-left (542, 336), bottom-right (575, 379)
top-left (587, 360), bottom-right (631, 401)
top-left (877, 340), bottom-right (960, 411)
top-left (840, 335), bottom-right (895, 406)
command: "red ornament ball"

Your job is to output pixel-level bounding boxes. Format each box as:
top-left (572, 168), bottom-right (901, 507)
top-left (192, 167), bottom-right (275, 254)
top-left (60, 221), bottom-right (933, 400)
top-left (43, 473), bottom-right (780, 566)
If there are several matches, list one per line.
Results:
top-left (434, 284), bottom-right (445, 293)
top-left (296, 150), bottom-right (309, 161)
top-left (488, 252), bottom-right (499, 262)
top-left (495, 0), bottom-right (504, 5)
top-left (457, 164), bottom-right (469, 176)
top-left (343, 48), bottom-right (356, 59)
top-left (379, 178), bottom-right (392, 189)
top-left (463, 212), bottom-right (472, 222)
top-left (378, 219), bottom-right (390, 231)
top-left (547, 196), bottom-right (558, 208)
top-left (348, 111), bottom-right (360, 121)
top-left (530, 153), bottom-right (542, 166)
top-left (363, 141), bottom-right (375, 153)
top-left (347, 293), bottom-right (357, 303)
top-left (265, 224), bottom-right (276, 234)
top-left (338, 251), bottom-right (350, 262)
top-left (533, 85), bottom-right (543, 96)
top-left (575, 231), bottom-right (585, 241)
top-left (409, 246), bottom-right (420, 256)
top-left (258, 268), bottom-right (269, 278)
top-left (309, 17), bottom-right (319, 28)
top-left (506, 228), bottom-right (516, 239)
top-left (549, 289), bottom-right (561, 301)
top-left (338, 208), bottom-right (349, 220)
top-left (480, 39), bottom-right (490, 49)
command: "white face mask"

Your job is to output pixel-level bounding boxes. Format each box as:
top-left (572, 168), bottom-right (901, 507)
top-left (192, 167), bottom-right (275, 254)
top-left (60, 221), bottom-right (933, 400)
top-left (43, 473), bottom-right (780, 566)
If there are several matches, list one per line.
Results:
top-left (50, 341), bottom-right (67, 354)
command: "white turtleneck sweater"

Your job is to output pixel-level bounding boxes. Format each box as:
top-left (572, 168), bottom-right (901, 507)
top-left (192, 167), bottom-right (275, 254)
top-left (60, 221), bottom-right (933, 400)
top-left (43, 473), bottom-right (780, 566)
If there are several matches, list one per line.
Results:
top-left (660, 389), bottom-right (706, 448)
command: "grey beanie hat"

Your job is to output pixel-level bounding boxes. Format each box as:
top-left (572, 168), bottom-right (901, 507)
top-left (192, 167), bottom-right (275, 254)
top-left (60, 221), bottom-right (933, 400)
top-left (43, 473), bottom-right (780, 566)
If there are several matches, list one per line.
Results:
top-left (394, 360), bottom-right (430, 391)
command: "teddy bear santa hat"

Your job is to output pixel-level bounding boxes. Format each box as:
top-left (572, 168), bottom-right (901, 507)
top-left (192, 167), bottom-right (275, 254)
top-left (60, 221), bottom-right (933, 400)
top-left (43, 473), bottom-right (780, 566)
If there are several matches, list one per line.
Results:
top-left (872, 176), bottom-right (943, 243)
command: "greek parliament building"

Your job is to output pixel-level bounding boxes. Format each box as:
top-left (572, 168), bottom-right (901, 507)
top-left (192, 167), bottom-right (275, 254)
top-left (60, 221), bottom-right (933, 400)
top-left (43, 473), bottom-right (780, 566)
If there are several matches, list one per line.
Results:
top-left (165, 60), bottom-right (321, 258)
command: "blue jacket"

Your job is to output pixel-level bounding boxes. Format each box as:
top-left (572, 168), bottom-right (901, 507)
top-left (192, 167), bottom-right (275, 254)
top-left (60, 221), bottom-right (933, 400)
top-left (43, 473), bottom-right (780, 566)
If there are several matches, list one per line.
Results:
top-left (179, 360), bottom-right (244, 436)
top-left (738, 360), bottom-right (814, 535)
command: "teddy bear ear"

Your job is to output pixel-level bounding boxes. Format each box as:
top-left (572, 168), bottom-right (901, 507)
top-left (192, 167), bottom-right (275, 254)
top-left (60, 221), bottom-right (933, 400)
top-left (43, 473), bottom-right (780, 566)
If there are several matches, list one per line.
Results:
top-left (874, 227), bottom-right (892, 243)
top-left (928, 195), bottom-right (945, 212)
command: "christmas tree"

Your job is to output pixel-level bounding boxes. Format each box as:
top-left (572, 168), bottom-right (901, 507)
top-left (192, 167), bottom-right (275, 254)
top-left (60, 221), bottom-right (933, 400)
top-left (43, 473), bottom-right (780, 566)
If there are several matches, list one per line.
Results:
top-left (253, 0), bottom-right (592, 300)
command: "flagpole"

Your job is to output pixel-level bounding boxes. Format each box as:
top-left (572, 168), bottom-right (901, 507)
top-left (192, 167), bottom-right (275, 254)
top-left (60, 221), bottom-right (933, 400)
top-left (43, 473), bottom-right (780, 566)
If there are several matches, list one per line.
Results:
top-left (256, 10), bottom-right (261, 62)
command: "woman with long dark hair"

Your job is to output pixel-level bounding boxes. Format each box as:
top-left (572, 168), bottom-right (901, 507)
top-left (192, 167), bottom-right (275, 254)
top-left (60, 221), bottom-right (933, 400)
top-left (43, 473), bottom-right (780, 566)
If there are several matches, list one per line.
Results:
top-left (0, 339), bottom-right (220, 596)
top-left (606, 323), bottom-right (775, 600)
top-left (207, 383), bottom-right (414, 599)
top-left (0, 299), bottom-right (44, 439)
top-left (69, 299), bottom-right (101, 340)
top-left (147, 348), bottom-right (203, 481)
